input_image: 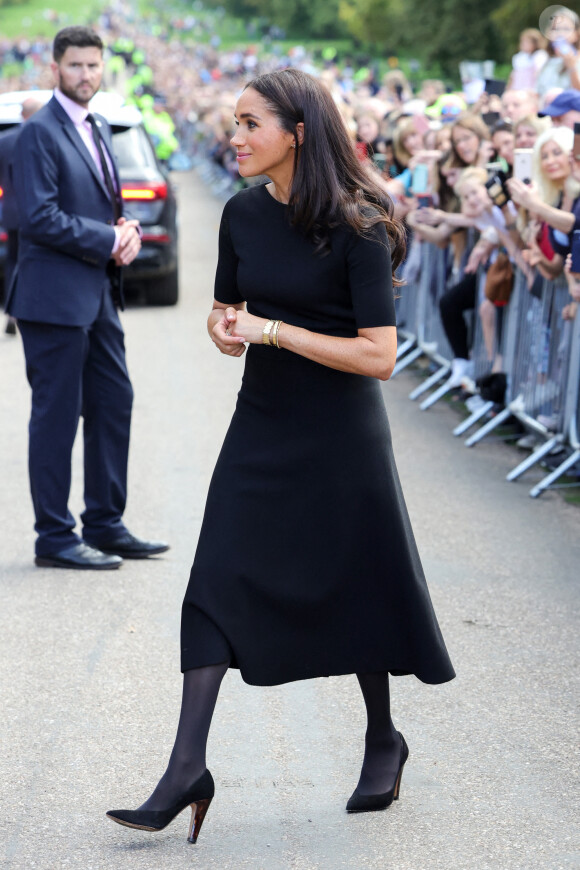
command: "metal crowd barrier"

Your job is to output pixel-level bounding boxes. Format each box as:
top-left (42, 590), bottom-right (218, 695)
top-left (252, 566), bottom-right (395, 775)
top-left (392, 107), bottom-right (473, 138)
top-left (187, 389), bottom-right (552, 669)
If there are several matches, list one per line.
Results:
top-left (393, 241), bottom-right (452, 392)
top-left (394, 240), bottom-right (580, 498)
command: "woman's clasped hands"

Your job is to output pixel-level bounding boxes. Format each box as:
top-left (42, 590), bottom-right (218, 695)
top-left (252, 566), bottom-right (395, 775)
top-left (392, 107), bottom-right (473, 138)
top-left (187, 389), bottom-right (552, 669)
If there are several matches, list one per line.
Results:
top-left (210, 306), bottom-right (271, 356)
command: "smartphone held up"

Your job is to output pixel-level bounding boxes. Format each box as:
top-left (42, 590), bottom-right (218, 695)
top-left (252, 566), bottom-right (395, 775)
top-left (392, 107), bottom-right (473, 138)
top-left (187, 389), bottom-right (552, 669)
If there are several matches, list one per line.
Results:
top-left (513, 149), bottom-right (533, 184)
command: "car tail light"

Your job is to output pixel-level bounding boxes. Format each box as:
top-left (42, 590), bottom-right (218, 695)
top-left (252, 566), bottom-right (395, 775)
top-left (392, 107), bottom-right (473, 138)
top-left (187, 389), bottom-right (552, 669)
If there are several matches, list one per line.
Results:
top-left (141, 230), bottom-right (171, 243)
top-left (0, 232), bottom-right (7, 242)
top-left (121, 180), bottom-right (167, 201)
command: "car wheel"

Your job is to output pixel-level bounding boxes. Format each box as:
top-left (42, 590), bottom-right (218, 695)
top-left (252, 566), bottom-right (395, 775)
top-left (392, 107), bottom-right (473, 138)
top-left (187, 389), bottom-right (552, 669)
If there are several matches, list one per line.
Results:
top-left (145, 269), bottom-right (179, 306)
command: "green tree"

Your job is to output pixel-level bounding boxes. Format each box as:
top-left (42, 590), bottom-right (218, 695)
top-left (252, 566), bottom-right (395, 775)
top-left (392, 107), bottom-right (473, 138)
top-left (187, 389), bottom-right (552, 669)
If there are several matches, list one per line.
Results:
top-left (218, 0), bottom-right (346, 38)
top-left (339, 0), bottom-right (510, 75)
top-left (491, 0), bottom-right (551, 54)
top-left (339, 0), bottom-right (405, 47)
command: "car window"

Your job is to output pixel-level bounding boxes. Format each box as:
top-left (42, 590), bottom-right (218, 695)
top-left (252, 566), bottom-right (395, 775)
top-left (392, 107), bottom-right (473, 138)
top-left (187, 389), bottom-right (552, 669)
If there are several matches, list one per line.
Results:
top-left (112, 125), bottom-right (156, 170)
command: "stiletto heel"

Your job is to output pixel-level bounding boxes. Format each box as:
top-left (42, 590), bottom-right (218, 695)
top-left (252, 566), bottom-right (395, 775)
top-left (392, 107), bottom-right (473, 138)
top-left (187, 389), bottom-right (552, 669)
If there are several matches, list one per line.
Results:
top-left (106, 769), bottom-right (215, 843)
top-left (346, 732), bottom-right (409, 813)
top-left (188, 797), bottom-right (212, 843)
top-left (393, 755), bottom-right (405, 801)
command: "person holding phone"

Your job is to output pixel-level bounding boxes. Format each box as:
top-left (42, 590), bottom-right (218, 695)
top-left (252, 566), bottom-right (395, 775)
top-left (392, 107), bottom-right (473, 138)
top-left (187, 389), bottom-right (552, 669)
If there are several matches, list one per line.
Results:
top-left (507, 126), bottom-right (580, 252)
top-left (508, 127), bottom-right (575, 280)
top-left (536, 8), bottom-right (580, 99)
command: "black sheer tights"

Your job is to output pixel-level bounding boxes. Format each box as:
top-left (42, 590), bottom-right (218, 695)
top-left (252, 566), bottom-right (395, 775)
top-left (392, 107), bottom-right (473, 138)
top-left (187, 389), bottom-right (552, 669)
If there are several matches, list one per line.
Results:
top-left (137, 665), bottom-right (398, 809)
top-left (138, 661), bottom-right (229, 812)
top-left (355, 673), bottom-right (401, 796)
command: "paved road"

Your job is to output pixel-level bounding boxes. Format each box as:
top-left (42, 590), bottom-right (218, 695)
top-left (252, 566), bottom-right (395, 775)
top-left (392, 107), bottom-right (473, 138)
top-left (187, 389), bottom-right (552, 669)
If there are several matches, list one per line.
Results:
top-left (1, 172), bottom-right (578, 870)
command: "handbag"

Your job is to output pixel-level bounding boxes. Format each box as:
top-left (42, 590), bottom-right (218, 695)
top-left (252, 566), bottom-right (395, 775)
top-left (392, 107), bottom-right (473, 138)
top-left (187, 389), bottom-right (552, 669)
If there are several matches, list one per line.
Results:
top-left (484, 251), bottom-right (514, 306)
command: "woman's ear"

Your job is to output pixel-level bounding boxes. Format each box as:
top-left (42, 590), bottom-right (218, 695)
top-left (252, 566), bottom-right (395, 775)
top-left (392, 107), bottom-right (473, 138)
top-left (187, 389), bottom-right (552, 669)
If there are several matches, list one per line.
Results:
top-left (296, 122), bottom-right (305, 147)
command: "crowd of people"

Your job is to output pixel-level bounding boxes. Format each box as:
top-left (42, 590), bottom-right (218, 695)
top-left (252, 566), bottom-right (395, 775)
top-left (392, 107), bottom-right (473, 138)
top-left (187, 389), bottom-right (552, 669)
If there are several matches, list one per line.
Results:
top-left (2, 3), bottom-right (580, 464)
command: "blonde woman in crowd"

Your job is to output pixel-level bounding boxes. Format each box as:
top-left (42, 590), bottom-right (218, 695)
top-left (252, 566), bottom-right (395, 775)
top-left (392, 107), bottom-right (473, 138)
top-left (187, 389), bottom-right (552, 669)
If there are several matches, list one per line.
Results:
top-left (511, 126), bottom-right (574, 280)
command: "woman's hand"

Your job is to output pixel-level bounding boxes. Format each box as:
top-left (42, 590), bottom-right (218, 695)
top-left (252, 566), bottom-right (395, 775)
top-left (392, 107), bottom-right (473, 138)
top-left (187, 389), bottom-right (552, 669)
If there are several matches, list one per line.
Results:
top-left (208, 306), bottom-right (247, 357)
top-left (464, 240), bottom-right (493, 273)
top-left (506, 177), bottom-right (540, 210)
top-left (564, 252), bottom-right (580, 300)
top-left (560, 48), bottom-right (578, 69)
top-left (412, 206), bottom-right (445, 226)
top-left (476, 140), bottom-right (495, 168)
top-left (562, 301), bottom-right (577, 320)
top-left (228, 309), bottom-right (272, 345)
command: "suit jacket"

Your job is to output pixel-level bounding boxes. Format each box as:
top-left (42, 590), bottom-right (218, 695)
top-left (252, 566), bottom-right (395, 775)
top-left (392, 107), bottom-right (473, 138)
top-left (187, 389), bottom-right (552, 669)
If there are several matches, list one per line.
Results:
top-left (0, 126), bottom-right (21, 231)
top-left (6, 96), bottom-right (123, 326)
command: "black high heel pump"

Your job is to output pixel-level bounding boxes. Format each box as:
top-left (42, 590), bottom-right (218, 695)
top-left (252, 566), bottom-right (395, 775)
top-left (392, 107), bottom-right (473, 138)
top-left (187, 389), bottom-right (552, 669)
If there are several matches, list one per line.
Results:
top-left (346, 732), bottom-right (409, 813)
top-left (106, 769), bottom-right (214, 843)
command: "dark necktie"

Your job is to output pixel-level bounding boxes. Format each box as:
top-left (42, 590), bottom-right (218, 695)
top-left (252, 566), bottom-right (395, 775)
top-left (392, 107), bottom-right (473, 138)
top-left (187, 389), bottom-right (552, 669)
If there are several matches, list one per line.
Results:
top-left (86, 113), bottom-right (121, 222)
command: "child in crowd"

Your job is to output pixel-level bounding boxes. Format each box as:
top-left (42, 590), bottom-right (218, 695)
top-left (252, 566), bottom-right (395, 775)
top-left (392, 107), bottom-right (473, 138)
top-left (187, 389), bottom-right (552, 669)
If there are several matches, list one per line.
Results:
top-left (510, 28), bottom-right (548, 90)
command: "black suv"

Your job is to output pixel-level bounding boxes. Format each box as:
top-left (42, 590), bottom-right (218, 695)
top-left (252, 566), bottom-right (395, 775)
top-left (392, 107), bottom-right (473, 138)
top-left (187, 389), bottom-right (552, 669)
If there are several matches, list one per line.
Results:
top-left (0, 90), bottom-right (179, 305)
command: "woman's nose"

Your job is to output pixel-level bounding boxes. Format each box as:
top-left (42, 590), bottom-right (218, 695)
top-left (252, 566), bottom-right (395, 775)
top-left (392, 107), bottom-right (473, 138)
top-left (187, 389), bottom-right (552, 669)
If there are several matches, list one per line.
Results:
top-left (231, 130), bottom-right (243, 147)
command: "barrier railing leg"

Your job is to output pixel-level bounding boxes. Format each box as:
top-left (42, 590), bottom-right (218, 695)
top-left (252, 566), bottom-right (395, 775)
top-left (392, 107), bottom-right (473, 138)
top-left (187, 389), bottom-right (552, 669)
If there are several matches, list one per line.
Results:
top-left (392, 346), bottom-right (423, 377)
top-left (396, 337), bottom-right (415, 360)
top-left (452, 400), bottom-right (494, 436)
top-left (506, 436), bottom-right (562, 482)
top-left (464, 406), bottom-right (512, 447)
top-left (409, 364), bottom-right (450, 401)
top-left (529, 448), bottom-right (580, 498)
top-left (419, 378), bottom-right (453, 410)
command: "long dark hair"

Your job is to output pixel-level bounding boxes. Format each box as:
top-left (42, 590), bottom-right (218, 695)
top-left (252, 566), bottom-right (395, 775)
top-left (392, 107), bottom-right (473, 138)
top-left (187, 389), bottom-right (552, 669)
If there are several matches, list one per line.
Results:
top-left (245, 69), bottom-right (406, 278)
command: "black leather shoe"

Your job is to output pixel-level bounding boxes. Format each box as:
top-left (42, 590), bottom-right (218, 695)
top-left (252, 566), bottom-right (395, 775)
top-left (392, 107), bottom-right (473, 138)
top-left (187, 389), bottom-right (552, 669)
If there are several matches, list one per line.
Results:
top-left (86, 531), bottom-right (169, 559)
top-left (346, 732), bottom-right (409, 813)
top-left (5, 317), bottom-right (17, 336)
top-left (107, 769), bottom-right (214, 844)
top-left (35, 542), bottom-right (122, 570)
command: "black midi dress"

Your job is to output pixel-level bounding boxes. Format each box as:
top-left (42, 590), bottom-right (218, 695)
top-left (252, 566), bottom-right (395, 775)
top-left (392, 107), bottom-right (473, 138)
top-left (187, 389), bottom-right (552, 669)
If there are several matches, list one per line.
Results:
top-left (181, 184), bottom-right (455, 687)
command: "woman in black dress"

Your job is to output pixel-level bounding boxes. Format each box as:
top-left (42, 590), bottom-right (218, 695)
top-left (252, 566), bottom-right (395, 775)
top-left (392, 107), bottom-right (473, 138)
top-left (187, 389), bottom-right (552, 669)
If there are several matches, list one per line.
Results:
top-left (107, 69), bottom-right (455, 844)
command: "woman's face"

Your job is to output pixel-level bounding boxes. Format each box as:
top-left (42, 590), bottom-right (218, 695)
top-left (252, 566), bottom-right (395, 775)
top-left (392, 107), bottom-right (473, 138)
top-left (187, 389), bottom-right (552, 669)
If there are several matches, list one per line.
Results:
top-left (515, 123), bottom-right (538, 149)
top-left (492, 130), bottom-right (515, 166)
top-left (435, 126), bottom-right (452, 151)
top-left (460, 180), bottom-right (492, 218)
top-left (540, 139), bottom-right (571, 186)
top-left (442, 165), bottom-right (461, 188)
top-left (230, 87), bottom-right (297, 180)
top-left (452, 126), bottom-right (481, 165)
top-left (357, 115), bottom-right (380, 144)
top-left (403, 129), bottom-right (423, 155)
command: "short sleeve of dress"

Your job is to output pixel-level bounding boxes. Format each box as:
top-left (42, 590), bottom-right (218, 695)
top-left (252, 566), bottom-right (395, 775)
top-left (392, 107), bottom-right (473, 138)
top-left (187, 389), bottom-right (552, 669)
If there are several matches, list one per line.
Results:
top-left (346, 221), bottom-right (396, 329)
top-left (214, 209), bottom-right (244, 304)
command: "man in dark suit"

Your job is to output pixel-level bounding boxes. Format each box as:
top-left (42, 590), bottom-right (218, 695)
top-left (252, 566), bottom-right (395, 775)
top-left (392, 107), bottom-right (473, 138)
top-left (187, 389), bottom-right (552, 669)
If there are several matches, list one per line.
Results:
top-left (6, 26), bottom-right (169, 569)
top-left (0, 97), bottom-right (43, 335)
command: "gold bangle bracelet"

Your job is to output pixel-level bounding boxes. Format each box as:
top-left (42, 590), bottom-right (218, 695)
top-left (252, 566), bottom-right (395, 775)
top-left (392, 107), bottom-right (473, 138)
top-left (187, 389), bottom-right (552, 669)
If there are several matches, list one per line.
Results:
top-left (272, 320), bottom-right (282, 348)
top-left (262, 320), bottom-right (275, 345)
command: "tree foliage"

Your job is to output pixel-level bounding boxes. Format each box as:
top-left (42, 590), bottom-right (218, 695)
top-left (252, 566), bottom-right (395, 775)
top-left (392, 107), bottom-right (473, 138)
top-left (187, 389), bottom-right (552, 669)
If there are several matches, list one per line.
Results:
top-left (213, 0), bottom-right (551, 74)
top-left (491, 0), bottom-right (551, 52)
top-left (220, 0), bottom-right (346, 38)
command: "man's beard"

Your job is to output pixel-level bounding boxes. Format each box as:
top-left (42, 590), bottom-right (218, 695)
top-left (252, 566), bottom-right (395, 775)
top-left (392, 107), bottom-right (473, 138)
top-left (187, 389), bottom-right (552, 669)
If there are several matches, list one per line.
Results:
top-left (57, 78), bottom-right (100, 106)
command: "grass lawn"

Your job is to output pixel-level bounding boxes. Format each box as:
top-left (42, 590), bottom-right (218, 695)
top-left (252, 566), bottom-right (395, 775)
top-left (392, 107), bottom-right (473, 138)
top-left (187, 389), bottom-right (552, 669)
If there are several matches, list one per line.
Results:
top-left (0, 0), bottom-right (104, 40)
